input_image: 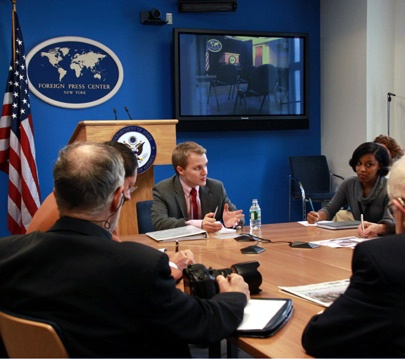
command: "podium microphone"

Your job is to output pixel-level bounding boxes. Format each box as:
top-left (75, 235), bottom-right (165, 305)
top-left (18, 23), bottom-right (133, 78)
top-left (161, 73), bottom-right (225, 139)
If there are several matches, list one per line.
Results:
top-left (124, 106), bottom-right (133, 120)
top-left (113, 107), bottom-right (118, 120)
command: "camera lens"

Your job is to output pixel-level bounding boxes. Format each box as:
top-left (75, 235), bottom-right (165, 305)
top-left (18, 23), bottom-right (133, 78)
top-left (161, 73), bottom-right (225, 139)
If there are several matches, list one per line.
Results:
top-left (150, 8), bottom-right (161, 19)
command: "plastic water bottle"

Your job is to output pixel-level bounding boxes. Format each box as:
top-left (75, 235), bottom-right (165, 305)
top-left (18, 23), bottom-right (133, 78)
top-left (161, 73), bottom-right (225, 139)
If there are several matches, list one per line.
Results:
top-left (249, 199), bottom-right (261, 230)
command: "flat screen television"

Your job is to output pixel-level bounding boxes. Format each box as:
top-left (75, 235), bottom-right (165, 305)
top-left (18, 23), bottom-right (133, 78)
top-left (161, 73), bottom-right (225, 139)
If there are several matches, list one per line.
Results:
top-left (173, 28), bottom-right (309, 131)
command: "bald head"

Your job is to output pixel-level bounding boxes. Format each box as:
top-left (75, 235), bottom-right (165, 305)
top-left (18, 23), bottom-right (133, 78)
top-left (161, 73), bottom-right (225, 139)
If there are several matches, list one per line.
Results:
top-left (53, 142), bottom-right (125, 216)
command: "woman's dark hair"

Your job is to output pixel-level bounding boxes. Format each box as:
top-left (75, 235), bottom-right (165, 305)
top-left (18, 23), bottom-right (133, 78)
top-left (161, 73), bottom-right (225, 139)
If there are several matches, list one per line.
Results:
top-left (348, 142), bottom-right (390, 176)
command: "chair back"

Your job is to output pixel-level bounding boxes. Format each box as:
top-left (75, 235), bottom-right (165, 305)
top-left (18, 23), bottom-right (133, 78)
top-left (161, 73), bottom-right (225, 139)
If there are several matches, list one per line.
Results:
top-left (248, 64), bottom-right (278, 95)
top-left (136, 200), bottom-right (154, 234)
top-left (0, 310), bottom-right (68, 358)
top-left (289, 155), bottom-right (331, 196)
top-left (238, 65), bottom-right (256, 83)
top-left (215, 64), bottom-right (238, 85)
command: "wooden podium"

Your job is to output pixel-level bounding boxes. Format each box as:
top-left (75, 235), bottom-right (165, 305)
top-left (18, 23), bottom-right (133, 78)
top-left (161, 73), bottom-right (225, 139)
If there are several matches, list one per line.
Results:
top-left (69, 120), bottom-right (178, 235)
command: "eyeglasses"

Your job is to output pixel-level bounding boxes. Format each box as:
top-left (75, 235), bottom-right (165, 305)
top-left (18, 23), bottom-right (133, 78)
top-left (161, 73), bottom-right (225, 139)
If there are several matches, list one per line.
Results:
top-left (388, 197), bottom-right (405, 218)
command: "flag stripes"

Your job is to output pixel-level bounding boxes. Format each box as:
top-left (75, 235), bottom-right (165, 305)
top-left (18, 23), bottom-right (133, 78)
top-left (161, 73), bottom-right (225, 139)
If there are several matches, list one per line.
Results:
top-left (0, 11), bottom-right (40, 234)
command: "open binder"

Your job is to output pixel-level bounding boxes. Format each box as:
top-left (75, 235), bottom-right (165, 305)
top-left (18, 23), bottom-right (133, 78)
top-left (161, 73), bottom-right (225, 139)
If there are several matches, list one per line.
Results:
top-left (236, 298), bottom-right (293, 338)
top-left (146, 225), bottom-right (208, 242)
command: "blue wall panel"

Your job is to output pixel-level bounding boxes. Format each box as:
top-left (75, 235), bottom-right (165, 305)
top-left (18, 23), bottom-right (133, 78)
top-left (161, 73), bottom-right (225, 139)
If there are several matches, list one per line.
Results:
top-left (0, 0), bottom-right (320, 236)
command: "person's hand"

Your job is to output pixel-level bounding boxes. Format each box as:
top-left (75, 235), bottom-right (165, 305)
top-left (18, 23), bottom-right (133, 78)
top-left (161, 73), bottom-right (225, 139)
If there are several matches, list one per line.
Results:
top-left (357, 221), bottom-right (386, 238)
top-left (222, 203), bottom-right (244, 228)
top-left (307, 211), bottom-right (319, 224)
top-left (202, 212), bottom-right (223, 232)
top-left (216, 273), bottom-right (250, 301)
top-left (168, 250), bottom-right (195, 272)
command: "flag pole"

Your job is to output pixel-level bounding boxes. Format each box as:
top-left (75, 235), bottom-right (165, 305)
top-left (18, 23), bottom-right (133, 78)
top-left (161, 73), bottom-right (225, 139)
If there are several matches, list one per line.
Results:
top-left (11, 0), bottom-right (16, 64)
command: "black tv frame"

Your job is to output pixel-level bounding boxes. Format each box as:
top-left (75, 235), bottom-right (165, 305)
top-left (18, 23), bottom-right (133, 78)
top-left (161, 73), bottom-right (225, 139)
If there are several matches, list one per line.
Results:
top-left (173, 28), bottom-right (309, 132)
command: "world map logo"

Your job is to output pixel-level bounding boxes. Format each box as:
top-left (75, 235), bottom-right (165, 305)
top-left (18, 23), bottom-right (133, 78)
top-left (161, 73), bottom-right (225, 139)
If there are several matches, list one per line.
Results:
top-left (41, 47), bottom-right (107, 82)
top-left (26, 36), bottom-right (123, 109)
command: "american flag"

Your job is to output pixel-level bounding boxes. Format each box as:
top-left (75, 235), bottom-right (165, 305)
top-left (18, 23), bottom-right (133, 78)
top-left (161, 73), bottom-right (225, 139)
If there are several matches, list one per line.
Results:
top-left (0, 11), bottom-right (41, 234)
top-left (205, 41), bottom-right (210, 74)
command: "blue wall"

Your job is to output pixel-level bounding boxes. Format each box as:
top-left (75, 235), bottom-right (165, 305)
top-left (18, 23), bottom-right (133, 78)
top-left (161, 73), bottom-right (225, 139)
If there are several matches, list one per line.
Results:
top-left (0, 0), bottom-right (320, 236)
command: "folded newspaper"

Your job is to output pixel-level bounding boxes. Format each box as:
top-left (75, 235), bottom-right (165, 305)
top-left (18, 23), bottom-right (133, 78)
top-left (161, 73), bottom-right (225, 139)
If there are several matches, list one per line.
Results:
top-left (279, 279), bottom-right (350, 307)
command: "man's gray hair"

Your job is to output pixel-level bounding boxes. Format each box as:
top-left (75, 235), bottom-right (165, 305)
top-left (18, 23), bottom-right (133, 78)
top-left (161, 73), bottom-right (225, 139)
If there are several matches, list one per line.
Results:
top-left (53, 142), bottom-right (125, 215)
top-left (387, 155), bottom-right (405, 200)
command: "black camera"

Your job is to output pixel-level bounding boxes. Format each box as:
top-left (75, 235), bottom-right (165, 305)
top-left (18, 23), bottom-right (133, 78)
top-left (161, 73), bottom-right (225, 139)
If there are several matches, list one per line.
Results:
top-left (183, 260), bottom-right (262, 299)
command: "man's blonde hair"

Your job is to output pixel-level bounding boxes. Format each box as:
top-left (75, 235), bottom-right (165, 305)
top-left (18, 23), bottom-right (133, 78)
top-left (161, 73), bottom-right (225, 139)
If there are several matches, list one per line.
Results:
top-left (171, 141), bottom-right (206, 174)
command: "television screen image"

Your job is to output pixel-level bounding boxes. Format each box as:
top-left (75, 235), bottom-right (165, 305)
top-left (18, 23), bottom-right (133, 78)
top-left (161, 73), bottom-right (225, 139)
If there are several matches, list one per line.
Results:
top-left (173, 28), bottom-right (309, 131)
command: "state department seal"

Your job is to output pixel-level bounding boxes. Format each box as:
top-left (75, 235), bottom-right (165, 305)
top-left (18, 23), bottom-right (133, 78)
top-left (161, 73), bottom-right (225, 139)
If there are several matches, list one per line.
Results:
top-left (112, 126), bottom-right (156, 174)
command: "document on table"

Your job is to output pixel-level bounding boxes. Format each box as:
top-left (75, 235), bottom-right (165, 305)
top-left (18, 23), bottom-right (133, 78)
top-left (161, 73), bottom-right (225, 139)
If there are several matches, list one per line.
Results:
top-left (298, 221), bottom-right (317, 227)
top-left (279, 279), bottom-right (350, 307)
top-left (210, 226), bottom-right (237, 239)
top-left (309, 236), bottom-right (370, 248)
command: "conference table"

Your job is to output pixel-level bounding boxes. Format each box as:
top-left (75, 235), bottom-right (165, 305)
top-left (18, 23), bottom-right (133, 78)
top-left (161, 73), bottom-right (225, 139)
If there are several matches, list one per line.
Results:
top-left (121, 222), bottom-right (359, 358)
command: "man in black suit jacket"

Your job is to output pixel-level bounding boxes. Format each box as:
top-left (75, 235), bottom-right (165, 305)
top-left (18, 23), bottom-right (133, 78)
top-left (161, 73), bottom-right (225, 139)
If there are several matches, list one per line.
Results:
top-left (152, 141), bottom-right (244, 232)
top-left (0, 142), bottom-right (249, 358)
top-left (301, 155), bottom-right (405, 358)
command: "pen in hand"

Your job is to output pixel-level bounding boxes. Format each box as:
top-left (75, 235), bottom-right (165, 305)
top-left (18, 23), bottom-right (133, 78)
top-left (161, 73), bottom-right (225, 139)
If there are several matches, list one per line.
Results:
top-left (360, 214), bottom-right (365, 236)
top-left (308, 198), bottom-right (318, 223)
top-left (309, 198), bottom-right (315, 213)
top-left (213, 205), bottom-right (218, 219)
top-left (175, 240), bottom-right (179, 253)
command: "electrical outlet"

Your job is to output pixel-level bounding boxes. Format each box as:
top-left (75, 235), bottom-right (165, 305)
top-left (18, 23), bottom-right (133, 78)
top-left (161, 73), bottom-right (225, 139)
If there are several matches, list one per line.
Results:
top-left (166, 13), bottom-right (173, 25)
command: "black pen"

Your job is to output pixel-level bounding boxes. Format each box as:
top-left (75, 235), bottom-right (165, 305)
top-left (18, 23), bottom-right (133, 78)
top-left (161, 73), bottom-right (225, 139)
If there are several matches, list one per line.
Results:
top-left (175, 240), bottom-right (179, 253)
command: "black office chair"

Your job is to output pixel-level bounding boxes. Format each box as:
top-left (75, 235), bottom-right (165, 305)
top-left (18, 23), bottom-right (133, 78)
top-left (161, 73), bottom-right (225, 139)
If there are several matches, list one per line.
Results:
top-left (136, 200), bottom-right (154, 234)
top-left (207, 64), bottom-right (238, 111)
top-left (233, 64), bottom-right (278, 114)
top-left (288, 155), bottom-right (344, 221)
top-left (237, 65), bottom-right (256, 91)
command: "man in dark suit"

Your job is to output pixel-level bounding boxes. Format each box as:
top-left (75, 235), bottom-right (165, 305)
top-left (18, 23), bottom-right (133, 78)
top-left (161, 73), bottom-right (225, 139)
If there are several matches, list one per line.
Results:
top-left (152, 141), bottom-right (245, 232)
top-left (301, 155), bottom-right (405, 358)
top-left (0, 142), bottom-right (249, 358)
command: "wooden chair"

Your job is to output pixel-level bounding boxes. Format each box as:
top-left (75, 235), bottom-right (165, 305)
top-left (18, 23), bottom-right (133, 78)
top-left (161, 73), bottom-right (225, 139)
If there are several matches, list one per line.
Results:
top-left (0, 310), bottom-right (69, 358)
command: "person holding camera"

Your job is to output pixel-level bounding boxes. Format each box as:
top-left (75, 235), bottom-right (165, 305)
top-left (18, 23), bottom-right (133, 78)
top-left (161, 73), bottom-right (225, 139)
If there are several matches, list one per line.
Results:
top-left (0, 142), bottom-right (250, 358)
top-left (152, 141), bottom-right (245, 232)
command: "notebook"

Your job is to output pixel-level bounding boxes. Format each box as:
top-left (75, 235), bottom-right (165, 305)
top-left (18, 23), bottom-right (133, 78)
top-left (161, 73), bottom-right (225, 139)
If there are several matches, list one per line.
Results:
top-left (236, 298), bottom-right (293, 338)
top-left (316, 220), bottom-right (361, 230)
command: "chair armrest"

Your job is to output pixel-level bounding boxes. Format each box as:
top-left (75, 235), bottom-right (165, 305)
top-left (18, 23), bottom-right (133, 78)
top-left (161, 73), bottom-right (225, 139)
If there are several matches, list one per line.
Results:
top-left (289, 175), bottom-right (306, 198)
top-left (330, 172), bottom-right (344, 181)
